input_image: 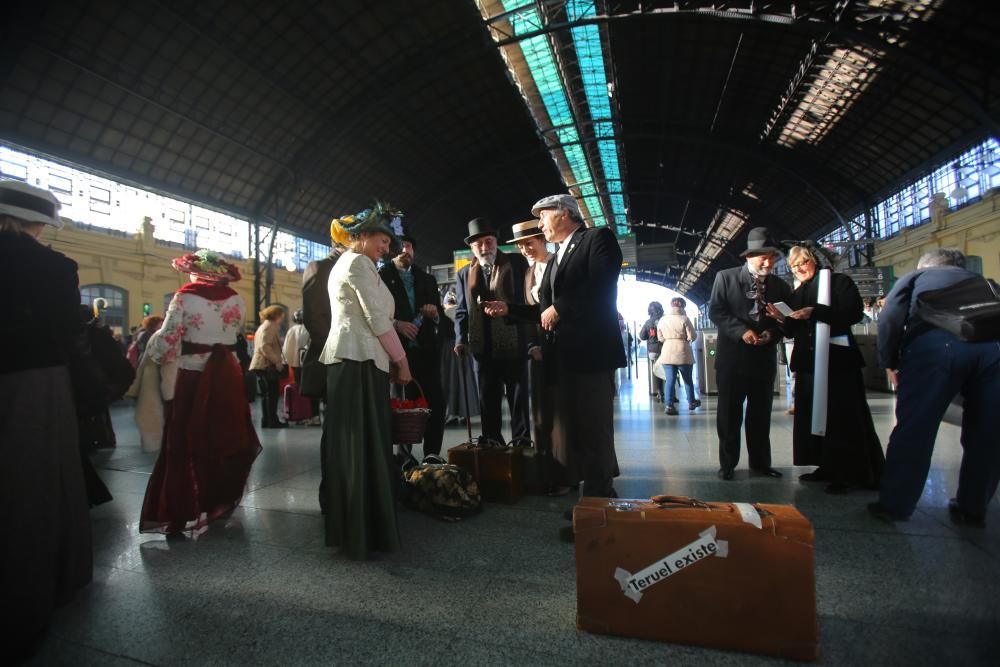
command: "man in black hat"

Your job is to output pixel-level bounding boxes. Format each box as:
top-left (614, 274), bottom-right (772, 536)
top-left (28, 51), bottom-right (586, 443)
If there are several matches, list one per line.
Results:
top-left (454, 217), bottom-right (531, 444)
top-left (379, 235), bottom-right (446, 455)
top-left (708, 227), bottom-right (793, 480)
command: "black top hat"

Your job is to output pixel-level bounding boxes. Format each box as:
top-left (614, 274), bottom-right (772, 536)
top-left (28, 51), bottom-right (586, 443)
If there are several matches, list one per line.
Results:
top-left (740, 227), bottom-right (782, 257)
top-left (464, 217), bottom-right (499, 244)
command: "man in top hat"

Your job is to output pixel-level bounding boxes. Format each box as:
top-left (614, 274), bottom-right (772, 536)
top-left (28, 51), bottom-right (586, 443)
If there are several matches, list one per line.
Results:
top-left (379, 235), bottom-right (446, 456)
top-left (454, 217), bottom-right (531, 444)
top-left (708, 227), bottom-right (793, 480)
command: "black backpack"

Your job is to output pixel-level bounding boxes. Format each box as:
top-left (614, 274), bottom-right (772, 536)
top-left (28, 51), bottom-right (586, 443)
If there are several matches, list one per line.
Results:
top-left (915, 276), bottom-right (1000, 342)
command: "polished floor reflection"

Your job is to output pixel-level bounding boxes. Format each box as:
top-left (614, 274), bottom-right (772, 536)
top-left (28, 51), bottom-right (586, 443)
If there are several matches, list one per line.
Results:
top-left (26, 368), bottom-right (1000, 665)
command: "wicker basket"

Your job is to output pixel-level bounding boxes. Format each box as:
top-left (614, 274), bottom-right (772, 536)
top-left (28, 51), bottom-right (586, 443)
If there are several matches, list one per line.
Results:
top-left (391, 380), bottom-right (432, 445)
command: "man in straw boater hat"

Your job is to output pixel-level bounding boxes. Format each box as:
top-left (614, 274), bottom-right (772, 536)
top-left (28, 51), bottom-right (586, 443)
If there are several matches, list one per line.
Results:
top-left (505, 218), bottom-right (573, 495)
top-left (708, 226), bottom-right (793, 481)
top-left (453, 216), bottom-right (531, 445)
top-left (0, 180), bottom-right (93, 659)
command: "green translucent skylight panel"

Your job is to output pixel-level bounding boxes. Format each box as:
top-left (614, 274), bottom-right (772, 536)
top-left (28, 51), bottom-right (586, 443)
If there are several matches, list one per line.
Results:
top-left (567, 1), bottom-right (627, 232)
top-left (504, 1), bottom-right (605, 224)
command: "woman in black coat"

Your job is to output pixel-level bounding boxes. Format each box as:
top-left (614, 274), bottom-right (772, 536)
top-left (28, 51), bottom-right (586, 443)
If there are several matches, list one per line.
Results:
top-left (639, 301), bottom-right (665, 400)
top-left (0, 180), bottom-right (92, 658)
top-left (767, 246), bottom-right (884, 493)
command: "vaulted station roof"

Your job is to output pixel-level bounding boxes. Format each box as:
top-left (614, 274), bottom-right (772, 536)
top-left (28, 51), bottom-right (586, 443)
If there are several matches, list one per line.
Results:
top-left (2, 1), bottom-right (997, 300)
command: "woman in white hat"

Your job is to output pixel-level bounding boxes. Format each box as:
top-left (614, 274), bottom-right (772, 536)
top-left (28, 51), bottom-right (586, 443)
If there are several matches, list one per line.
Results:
top-left (0, 180), bottom-right (92, 658)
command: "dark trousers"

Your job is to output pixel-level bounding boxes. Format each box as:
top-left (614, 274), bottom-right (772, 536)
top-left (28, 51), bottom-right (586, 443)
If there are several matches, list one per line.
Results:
top-left (476, 357), bottom-right (530, 445)
top-left (411, 355), bottom-right (446, 457)
top-left (554, 369), bottom-right (617, 497)
top-left (254, 368), bottom-right (282, 427)
top-left (716, 360), bottom-right (776, 470)
top-left (879, 330), bottom-right (1000, 517)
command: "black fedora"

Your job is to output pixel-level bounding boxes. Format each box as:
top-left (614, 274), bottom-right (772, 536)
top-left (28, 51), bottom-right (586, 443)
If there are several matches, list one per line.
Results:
top-left (464, 217), bottom-right (499, 244)
top-left (740, 227), bottom-right (782, 257)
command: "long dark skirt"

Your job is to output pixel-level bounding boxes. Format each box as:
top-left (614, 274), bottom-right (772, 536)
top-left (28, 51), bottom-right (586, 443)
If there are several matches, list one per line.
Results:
top-left (141, 350), bottom-right (262, 535)
top-left (794, 366), bottom-right (885, 487)
top-left (323, 360), bottom-right (401, 560)
top-left (0, 366), bottom-right (92, 646)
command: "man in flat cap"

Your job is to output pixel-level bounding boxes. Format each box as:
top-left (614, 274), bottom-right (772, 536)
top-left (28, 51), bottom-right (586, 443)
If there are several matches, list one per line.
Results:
top-left (454, 218), bottom-right (531, 444)
top-left (708, 227), bottom-right (793, 480)
top-left (485, 195), bottom-right (626, 533)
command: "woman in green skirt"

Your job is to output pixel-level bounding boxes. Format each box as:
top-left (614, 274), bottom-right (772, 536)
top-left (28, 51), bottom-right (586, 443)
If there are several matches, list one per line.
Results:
top-left (319, 202), bottom-right (411, 560)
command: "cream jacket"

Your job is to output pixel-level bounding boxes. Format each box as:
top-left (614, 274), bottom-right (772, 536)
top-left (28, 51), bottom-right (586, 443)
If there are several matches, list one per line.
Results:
top-left (249, 319), bottom-right (283, 371)
top-left (656, 308), bottom-right (697, 366)
top-left (319, 251), bottom-right (395, 373)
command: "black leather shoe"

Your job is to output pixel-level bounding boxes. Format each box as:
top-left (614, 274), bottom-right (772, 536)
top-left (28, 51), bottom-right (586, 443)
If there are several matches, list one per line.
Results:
top-left (751, 467), bottom-right (783, 478)
top-left (558, 525), bottom-right (575, 543)
top-left (718, 467), bottom-right (734, 481)
top-left (867, 501), bottom-right (910, 522)
top-left (799, 468), bottom-right (833, 482)
top-left (948, 499), bottom-right (986, 527)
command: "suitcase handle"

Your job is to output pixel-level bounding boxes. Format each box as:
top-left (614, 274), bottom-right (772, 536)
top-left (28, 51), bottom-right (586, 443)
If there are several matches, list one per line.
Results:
top-left (650, 495), bottom-right (713, 509)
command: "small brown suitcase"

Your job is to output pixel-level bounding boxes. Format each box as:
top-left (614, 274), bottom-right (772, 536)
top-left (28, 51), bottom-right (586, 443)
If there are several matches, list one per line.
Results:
top-left (447, 442), bottom-right (523, 503)
top-left (574, 495), bottom-right (818, 661)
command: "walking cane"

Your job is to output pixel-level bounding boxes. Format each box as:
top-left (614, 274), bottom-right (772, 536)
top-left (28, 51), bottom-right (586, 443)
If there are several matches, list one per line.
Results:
top-left (456, 349), bottom-right (474, 444)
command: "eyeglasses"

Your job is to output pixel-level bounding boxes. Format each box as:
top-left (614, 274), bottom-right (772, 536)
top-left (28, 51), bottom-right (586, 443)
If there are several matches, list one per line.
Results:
top-left (789, 260), bottom-right (814, 269)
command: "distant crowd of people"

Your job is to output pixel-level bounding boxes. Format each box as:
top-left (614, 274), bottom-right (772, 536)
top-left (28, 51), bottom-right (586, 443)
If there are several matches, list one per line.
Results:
top-left (2, 177), bottom-right (997, 659)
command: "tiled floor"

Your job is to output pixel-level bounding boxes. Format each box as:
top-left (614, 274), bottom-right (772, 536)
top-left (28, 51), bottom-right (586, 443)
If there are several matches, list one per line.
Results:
top-left (27, 369), bottom-right (1000, 665)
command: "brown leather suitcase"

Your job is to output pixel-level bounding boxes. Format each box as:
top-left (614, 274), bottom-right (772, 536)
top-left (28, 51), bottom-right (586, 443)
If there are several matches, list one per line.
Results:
top-left (447, 442), bottom-right (523, 503)
top-left (574, 495), bottom-right (818, 661)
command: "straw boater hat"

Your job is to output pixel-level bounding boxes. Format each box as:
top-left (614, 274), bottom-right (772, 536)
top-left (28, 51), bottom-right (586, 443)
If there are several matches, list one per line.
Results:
top-left (329, 200), bottom-right (404, 248)
top-left (0, 180), bottom-right (63, 228)
top-left (172, 249), bottom-right (242, 283)
top-left (507, 219), bottom-right (544, 244)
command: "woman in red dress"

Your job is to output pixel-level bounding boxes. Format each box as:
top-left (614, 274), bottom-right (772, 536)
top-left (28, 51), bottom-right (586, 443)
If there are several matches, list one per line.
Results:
top-left (140, 250), bottom-right (261, 536)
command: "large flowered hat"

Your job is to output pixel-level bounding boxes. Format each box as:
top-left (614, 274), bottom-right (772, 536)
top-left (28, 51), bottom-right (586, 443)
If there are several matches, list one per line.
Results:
top-left (329, 200), bottom-right (404, 248)
top-left (172, 249), bottom-right (242, 283)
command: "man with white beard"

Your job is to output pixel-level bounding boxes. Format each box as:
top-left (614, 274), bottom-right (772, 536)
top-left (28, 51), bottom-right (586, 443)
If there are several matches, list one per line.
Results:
top-left (453, 217), bottom-right (530, 445)
top-left (708, 227), bottom-right (793, 481)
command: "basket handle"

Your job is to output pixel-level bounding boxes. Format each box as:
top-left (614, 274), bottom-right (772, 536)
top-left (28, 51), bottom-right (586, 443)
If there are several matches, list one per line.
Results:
top-left (391, 378), bottom-right (426, 402)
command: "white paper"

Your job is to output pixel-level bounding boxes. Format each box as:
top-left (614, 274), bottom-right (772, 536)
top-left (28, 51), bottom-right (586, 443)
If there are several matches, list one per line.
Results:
top-left (811, 269), bottom-right (832, 436)
top-left (772, 301), bottom-right (794, 317)
top-left (732, 502), bottom-right (763, 529)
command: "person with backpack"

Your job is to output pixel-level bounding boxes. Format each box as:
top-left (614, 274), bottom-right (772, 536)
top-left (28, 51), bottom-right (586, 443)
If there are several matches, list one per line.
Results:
top-left (868, 248), bottom-right (1000, 525)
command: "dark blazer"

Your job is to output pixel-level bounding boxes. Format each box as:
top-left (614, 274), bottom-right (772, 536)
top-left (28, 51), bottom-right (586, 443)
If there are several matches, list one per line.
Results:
top-left (784, 272), bottom-right (866, 373)
top-left (509, 225), bottom-right (627, 374)
top-left (379, 260), bottom-right (443, 362)
top-left (1, 230), bottom-right (82, 374)
top-left (301, 250), bottom-right (342, 365)
top-left (708, 265), bottom-right (792, 369)
top-left (454, 249), bottom-right (530, 357)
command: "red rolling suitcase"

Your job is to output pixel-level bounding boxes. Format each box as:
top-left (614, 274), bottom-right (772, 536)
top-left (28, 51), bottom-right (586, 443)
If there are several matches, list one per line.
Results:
top-left (283, 383), bottom-right (313, 422)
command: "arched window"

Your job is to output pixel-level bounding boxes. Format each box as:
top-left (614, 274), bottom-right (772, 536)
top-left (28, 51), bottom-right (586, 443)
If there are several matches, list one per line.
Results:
top-left (80, 284), bottom-right (128, 336)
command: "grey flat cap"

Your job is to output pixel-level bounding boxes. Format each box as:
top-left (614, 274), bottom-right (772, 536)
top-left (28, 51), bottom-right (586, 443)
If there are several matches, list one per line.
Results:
top-left (531, 194), bottom-right (581, 219)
